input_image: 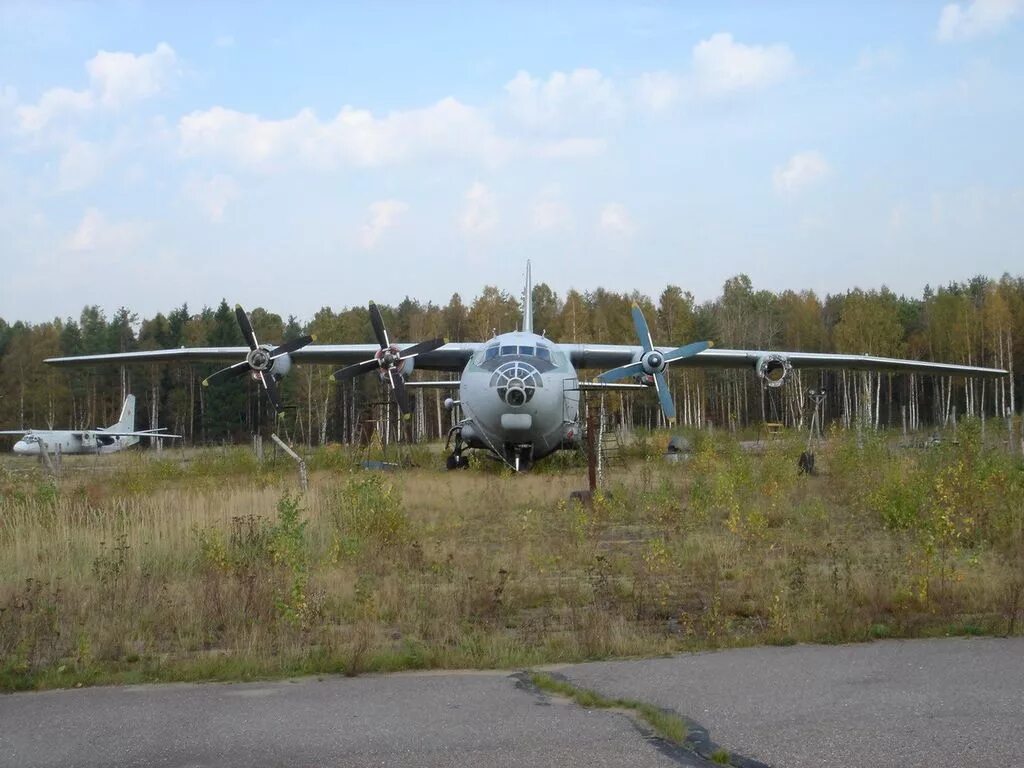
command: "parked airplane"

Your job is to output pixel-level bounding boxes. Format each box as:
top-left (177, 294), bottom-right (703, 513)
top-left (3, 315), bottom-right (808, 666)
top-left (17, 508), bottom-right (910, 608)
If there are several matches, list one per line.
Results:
top-left (0, 395), bottom-right (180, 456)
top-left (45, 265), bottom-right (1007, 470)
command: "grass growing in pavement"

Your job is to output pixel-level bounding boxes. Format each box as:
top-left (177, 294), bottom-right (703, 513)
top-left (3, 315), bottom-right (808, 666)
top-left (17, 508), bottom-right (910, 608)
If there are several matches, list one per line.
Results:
top-left (1, 421), bottom-right (1023, 691)
top-left (529, 671), bottom-right (688, 746)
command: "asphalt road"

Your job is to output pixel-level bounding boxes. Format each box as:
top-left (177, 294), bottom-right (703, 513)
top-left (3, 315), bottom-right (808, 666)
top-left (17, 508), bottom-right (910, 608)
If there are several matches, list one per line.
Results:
top-left (0, 670), bottom-right (694, 768)
top-left (1, 637), bottom-right (1021, 767)
top-left (562, 636), bottom-right (1024, 767)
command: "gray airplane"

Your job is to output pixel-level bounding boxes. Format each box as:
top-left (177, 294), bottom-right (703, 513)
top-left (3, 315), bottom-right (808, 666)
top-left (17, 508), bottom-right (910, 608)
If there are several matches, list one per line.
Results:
top-left (45, 265), bottom-right (1007, 471)
top-left (1, 395), bottom-right (180, 456)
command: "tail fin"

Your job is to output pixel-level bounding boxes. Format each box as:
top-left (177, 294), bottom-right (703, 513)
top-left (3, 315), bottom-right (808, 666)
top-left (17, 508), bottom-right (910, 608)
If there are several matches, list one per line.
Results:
top-left (110, 395), bottom-right (136, 431)
top-left (522, 260), bottom-right (533, 334)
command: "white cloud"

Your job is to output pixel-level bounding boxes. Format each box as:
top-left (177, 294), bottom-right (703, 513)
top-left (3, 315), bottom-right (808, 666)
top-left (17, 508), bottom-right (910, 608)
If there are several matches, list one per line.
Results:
top-left (773, 150), bottom-right (830, 194)
top-left (86, 42), bottom-right (178, 107)
top-left (179, 97), bottom-right (605, 172)
top-left (16, 87), bottom-right (93, 132)
top-left (63, 208), bottom-right (145, 252)
top-left (183, 174), bottom-right (239, 222)
top-left (16, 43), bottom-right (178, 132)
top-left (599, 202), bottom-right (633, 235)
top-left (460, 182), bottom-right (497, 236)
top-left (504, 68), bottom-right (619, 128)
top-left (634, 71), bottom-right (681, 111)
top-left (58, 140), bottom-right (103, 191)
top-left (530, 137), bottom-right (607, 159)
top-left (692, 33), bottom-right (796, 96)
top-left (360, 199), bottom-right (409, 248)
top-left (179, 98), bottom-right (511, 171)
top-left (855, 46), bottom-right (900, 72)
top-left (531, 189), bottom-right (572, 232)
top-left (937, 0), bottom-right (1022, 41)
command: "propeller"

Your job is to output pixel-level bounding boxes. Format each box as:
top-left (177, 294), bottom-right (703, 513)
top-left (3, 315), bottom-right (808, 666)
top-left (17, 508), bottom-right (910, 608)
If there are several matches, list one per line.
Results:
top-left (330, 302), bottom-right (445, 419)
top-left (202, 304), bottom-right (315, 413)
top-left (597, 303), bottom-right (712, 424)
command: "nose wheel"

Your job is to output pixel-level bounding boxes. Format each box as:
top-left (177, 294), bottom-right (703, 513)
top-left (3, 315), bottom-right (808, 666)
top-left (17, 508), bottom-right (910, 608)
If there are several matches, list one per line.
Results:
top-left (446, 452), bottom-right (469, 470)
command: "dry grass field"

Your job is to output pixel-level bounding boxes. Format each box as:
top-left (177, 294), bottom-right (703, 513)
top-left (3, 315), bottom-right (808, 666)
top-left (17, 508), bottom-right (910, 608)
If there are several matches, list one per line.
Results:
top-left (1, 423), bottom-right (1022, 691)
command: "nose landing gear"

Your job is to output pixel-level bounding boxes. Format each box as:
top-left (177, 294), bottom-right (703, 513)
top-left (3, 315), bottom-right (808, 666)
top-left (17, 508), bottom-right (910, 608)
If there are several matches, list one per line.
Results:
top-left (445, 425), bottom-right (469, 470)
top-left (510, 443), bottom-right (534, 473)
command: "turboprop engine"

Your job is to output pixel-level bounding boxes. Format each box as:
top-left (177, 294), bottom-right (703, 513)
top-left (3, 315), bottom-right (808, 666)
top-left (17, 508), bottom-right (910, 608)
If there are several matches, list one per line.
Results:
top-left (202, 305), bottom-right (315, 413)
top-left (755, 353), bottom-right (793, 388)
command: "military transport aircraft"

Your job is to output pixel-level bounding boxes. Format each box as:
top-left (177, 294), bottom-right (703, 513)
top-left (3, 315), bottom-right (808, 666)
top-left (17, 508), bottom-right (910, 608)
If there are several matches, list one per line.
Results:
top-left (45, 265), bottom-right (1007, 471)
top-left (1, 395), bottom-right (180, 456)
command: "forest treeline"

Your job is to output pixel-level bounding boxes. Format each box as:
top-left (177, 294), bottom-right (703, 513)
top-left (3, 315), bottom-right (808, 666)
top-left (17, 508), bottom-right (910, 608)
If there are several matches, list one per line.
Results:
top-left (0, 274), bottom-right (1021, 445)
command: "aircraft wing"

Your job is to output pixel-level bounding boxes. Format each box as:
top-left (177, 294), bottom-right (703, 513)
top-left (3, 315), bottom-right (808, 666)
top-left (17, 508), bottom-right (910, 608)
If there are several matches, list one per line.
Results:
top-left (562, 345), bottom-right (1008, 378)
top-left (78, 431), bottom-right (183, 438)
top-left (45, 343), bottom-right (480, 372)
top-left (0, 430), bottom-right (32, 435)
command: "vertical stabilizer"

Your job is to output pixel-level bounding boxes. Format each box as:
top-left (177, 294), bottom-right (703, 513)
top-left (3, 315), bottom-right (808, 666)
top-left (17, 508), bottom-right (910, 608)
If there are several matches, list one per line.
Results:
top-left (112, 394), bottom-right (136, 431)
top-left (522, 260), bottom-right (533, 334)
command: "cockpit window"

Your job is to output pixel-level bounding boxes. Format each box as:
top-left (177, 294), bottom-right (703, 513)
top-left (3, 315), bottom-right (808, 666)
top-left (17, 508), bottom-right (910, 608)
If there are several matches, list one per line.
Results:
top-left (484, 345), bottom-right (499, 361)
top-left (518, 346), bottom-right (535, 357)
top-left (500, 345), bottom-right (517, 357)
top-left (536, 346), bottom-right (551, 362)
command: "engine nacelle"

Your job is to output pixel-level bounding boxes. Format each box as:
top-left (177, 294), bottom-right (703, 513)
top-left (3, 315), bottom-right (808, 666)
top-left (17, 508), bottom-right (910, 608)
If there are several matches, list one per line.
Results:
top-left (755, 353), bottom-right (792, 388)
top-left (270, 352), bottom-right (293, 379)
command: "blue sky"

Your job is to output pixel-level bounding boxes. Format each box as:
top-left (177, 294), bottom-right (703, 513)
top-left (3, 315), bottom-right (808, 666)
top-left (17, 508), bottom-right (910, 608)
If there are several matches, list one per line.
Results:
top-left (1, 0), bottom-right (1022, 324)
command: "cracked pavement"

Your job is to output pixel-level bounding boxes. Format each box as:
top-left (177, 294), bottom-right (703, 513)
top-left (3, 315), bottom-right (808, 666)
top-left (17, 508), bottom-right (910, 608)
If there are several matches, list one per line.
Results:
top-left (1, 637), bottom-right (1022, 767)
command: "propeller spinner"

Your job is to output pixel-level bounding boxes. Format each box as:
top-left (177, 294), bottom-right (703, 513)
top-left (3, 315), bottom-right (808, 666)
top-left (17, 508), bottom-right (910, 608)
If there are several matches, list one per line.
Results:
top-left (597, 303), bottom-right (712, 424)
top-left (202, 305), bottom-right (315, 413)
top-left (330, 302), bottom-right (444, 420)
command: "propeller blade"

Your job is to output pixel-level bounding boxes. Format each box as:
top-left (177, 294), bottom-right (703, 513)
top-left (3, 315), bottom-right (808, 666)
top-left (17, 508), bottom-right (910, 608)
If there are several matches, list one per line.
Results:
top-left (369, 302), bottom-right (390, 350)
top-left (652, 370), bottom-right (676, 424)
top-left (331, 358), bottom-right (379, 382)
top-left (397, 337), bottom-right (445, 361)
top-left (663, 340), bottom-right (713, 364)
top-left (388, 369), bottom-right (412, 418)
top-left (259, 371), bottom-right (283, 413)
top-left (235, 305), bottom-right (259, 351)
top-left (270, 334), bottom-right (315, 359)
top-left (631, 303), bottom-right (654, 353)
top-left (597, 360), bottom-right (646, 383)
top-left (203, 360), bottom-right (251, 386)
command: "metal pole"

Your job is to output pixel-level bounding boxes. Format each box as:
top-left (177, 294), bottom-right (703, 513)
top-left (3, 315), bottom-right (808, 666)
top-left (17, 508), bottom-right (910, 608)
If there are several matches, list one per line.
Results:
top-left (270, 433), bottom-right (307, 491)
top-left (586, 407), bottom-right (597, 493)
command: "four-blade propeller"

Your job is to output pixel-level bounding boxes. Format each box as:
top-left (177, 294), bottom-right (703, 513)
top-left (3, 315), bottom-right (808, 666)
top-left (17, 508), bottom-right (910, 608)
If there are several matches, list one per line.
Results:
top-left (330, 302), bottom-right (445, 419)
top-left (202, 305), bottom-right (315, 413)
top-left (597, 303), bottom-right (712, 424)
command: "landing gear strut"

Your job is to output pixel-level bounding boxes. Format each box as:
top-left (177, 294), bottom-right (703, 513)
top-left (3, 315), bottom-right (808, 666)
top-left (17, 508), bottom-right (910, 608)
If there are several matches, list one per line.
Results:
top-left (445, 426), bottom-right (469, 470)
top-left (511, 444), bottom-right (533, 473)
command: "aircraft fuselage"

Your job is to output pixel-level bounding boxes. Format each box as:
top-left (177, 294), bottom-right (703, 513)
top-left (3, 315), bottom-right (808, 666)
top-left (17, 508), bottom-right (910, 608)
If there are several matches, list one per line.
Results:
top-left (454, 330), bottom-right (582, 468)
top-left (12, 432), bottom-right (139, 456)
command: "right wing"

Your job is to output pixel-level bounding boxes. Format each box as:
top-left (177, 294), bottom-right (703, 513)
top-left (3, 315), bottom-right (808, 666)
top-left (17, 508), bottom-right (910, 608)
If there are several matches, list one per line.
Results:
top-left (561, 344), bottom-right (1008, 378)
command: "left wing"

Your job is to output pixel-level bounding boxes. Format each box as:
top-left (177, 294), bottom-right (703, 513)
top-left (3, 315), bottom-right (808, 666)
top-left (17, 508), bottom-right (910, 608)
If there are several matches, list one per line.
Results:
top-left (45, 343), bottom-right (480, 372)
top-left (562, 345), bottom-right (1008, 378)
